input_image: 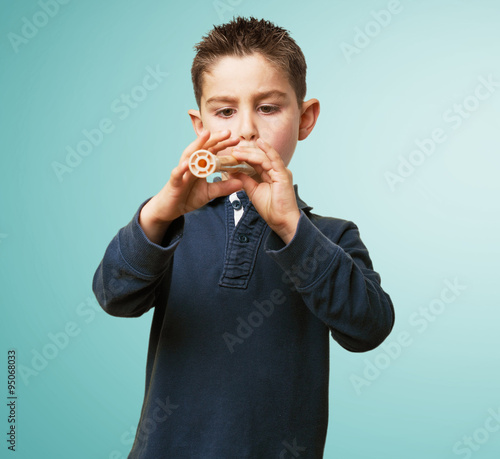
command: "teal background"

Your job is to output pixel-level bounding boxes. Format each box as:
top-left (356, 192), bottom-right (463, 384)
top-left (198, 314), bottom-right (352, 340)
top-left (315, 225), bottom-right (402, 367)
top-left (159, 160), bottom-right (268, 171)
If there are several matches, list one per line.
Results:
top-left (1, 0), bottom-right (499, 458)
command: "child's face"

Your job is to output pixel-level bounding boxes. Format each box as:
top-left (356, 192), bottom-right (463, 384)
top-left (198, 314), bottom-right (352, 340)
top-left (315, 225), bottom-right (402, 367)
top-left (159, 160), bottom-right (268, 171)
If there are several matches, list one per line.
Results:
top-left (189, 53), bottom-right (304, 166)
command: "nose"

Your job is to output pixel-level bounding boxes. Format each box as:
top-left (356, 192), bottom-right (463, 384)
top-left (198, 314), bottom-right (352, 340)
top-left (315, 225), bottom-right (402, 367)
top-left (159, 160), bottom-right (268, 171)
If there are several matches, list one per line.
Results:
top-left (236, 110), bottom-right (258, 142)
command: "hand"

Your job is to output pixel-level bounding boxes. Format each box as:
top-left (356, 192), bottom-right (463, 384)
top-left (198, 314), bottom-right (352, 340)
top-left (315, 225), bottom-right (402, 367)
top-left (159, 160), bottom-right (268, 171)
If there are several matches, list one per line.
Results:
top-left (231, 138), bottom-right (300, 244)
top-left (140, 130), bottom-right (243, 244)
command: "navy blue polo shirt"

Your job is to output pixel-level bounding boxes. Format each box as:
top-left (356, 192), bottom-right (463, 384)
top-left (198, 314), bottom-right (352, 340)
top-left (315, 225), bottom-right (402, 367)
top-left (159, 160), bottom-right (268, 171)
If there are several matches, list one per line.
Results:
top-left (93, 187), bottom-right (394, 458)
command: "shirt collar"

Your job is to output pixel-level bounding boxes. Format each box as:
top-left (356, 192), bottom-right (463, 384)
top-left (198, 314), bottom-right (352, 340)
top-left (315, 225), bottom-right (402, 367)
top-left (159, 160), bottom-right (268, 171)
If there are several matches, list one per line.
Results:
top-left (208, 184), bottom-right (312, 212)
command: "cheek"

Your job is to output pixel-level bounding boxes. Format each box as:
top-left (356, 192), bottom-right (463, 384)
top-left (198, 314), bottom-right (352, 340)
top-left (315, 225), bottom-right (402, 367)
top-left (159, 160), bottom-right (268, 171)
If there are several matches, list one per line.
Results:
top-left (262, 119), bottom-right (298, 156)
top-left (201, 117), bottom-right (222, 131)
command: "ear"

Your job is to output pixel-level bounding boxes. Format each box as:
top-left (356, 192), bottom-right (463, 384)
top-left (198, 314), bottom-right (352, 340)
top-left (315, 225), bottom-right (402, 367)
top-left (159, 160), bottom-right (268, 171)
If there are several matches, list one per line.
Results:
top-left (298, 98), bottom-right (320, 141)
top-left (188, 109), bottom-right (204, 135)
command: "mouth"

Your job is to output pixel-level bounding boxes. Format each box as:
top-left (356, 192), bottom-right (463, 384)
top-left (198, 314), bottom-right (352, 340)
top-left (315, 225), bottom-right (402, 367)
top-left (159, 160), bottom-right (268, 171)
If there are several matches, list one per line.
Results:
top-left (217, 143), bottom-right (257, 156)
top-left (237, 143), bottom-right (257, 148)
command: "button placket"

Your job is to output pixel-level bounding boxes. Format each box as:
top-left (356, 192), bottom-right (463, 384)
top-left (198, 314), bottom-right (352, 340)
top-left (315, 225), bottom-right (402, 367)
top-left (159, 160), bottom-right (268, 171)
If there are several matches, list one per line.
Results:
top-left (220, 196), bottom-right (267, 289)
top-left (238, 233), bottom-right (250, 243)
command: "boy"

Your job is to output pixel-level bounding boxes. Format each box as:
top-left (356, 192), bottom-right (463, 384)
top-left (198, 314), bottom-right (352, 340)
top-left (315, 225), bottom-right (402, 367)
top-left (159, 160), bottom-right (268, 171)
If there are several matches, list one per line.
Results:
top-left (93, 16), bottom-right (394, 458)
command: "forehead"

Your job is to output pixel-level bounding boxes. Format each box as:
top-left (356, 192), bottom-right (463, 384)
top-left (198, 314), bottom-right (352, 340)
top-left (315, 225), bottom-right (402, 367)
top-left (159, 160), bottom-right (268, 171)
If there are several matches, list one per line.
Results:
top-left (200, 53), bottom-right (294, 102)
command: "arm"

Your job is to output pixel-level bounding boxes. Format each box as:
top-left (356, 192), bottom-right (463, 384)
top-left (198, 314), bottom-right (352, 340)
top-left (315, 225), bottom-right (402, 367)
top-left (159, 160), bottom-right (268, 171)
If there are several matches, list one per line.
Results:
top-left (219, 137), bottom-right (394, 351)
top-left (138, 130), bottom-right (243, 244)
top-left (266, 212), bottom-right (395, 352)
top-left (92, 201), bottom-right (184, 317)
top-left (92, 130), bottom-right (244, 317)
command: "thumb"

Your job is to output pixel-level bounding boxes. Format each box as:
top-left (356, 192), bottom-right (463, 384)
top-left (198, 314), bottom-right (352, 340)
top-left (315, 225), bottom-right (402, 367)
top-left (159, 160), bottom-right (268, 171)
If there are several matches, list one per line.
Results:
top-left (207, 177), bottom-right (243, 200)
top-left (231, 172), bottom-right (260, 201)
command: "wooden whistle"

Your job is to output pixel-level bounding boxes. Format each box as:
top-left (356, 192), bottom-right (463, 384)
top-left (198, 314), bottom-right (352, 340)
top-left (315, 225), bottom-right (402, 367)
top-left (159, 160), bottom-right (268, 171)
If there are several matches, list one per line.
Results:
top-left (188, 150), bottom-right (256, 178)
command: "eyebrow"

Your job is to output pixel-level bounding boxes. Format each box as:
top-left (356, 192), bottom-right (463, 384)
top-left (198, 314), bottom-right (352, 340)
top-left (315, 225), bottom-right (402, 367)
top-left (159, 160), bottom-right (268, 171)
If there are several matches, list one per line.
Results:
top-left (205, 90), bottom-right (288, 106)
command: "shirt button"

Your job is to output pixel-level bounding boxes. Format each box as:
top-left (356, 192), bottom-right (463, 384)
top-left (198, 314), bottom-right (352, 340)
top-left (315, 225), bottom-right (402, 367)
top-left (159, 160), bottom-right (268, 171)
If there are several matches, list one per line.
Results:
top-left (232, 200), bottom-right (242, 210)
top-left (238, 234), bottom-right (250, 243)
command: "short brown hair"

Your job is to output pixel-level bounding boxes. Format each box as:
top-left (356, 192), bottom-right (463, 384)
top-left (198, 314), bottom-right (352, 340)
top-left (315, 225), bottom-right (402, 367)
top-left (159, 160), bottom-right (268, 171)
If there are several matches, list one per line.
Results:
top-left (191, 16), bottom-right (307, 109)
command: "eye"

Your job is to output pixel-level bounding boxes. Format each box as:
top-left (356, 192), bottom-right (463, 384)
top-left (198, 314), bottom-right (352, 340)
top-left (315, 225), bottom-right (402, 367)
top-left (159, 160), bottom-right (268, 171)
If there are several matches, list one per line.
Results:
top-left (216, 108), bottom-right (235, 118)
top-left (259, 105), bottom-right (280, 114)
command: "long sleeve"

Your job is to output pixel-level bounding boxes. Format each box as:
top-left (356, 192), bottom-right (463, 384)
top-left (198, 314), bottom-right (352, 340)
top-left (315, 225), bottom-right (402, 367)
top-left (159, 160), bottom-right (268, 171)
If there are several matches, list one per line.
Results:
top-left (265, 210), bottom-right (395, 352)
top-left (92, 200), bottom-right (185, 318)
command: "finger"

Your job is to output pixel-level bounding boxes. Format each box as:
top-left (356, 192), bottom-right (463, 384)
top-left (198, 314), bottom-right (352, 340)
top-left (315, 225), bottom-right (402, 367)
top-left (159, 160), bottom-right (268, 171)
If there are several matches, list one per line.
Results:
top-left (236, 141), bottom-right (291, 183)
top-left (206, 177), bottom-right (243, 201)
top-left (256, 138), bottom-right (289, 171)
top-left (259, 170), bottom-right (272, 183)
top-left (179, 130), bottom-right (211, 163)
top-left (231, 172), bottom-right (260, 201)
top-left (232, 141), bottom-right (279, 159)
top-left (225, 167), bottom-right (271, 184)
top-left (229, 148), bottom-right (273, 183)
top-left (203, 129), bottom-right (232, 149)
top-left (169, 159), bottom-right (192, 188)
top-left (231, 147), bottom-right (273, 171)
top-left (180, 129), bottom-right (231, 164)
top-left (209, 136), bottom-right (240, 154)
